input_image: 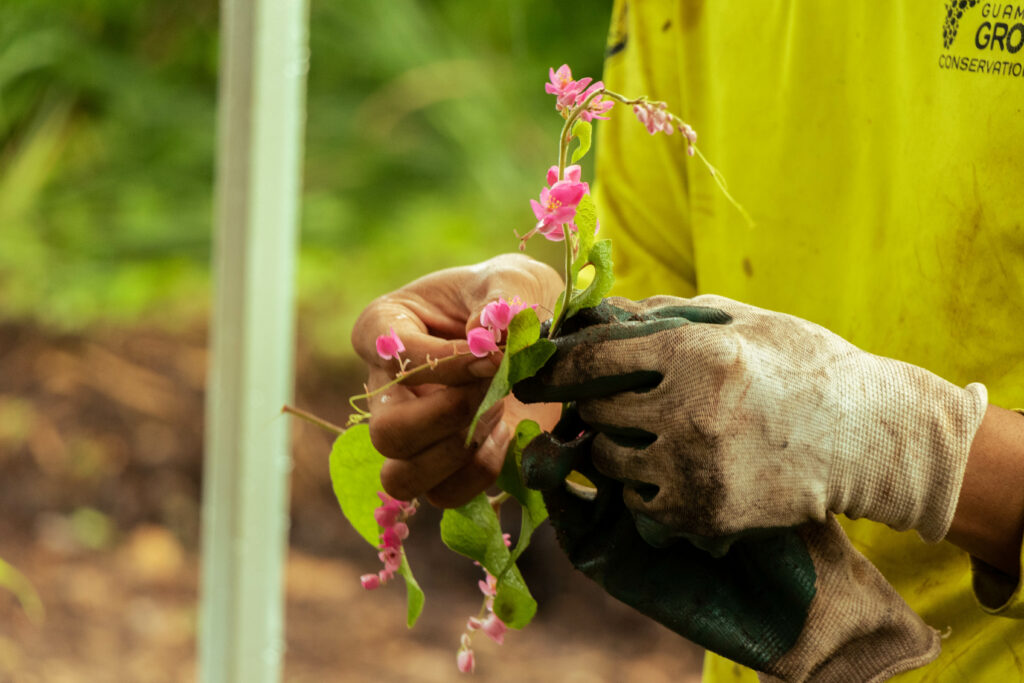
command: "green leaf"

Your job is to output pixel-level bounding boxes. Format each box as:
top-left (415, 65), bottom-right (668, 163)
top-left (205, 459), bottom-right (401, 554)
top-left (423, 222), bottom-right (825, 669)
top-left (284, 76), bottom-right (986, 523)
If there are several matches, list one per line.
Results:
top-left (492, 562), bottom-right (537, 629)
top-left (572, 193), bottom-right (598, 274)
top-left (440, 494), bottom-right (494, 562)
top-left (496, 420), bottom-right (543, 509)
top-left (507, 306), bottom-right (541, 354)
top-left (496, 420), bottom-right (548, 569)
top-left (398, 549), bottom-right (425, 627)
top-left (440, 494), bottom-right (538, 628)
top-left (466, 307), bottom-right (551, 444)
top-left (329, 426), bottom-right (425, 626)
top-left (567, 238), bottom-right (615, 318)
top-left (570, 119), bottom-right (592, 164)
top-left (0, 557), bottom-right (43, 624)
top-left (465, 351), bottom-right (510, 447)
top-left (508, 339), bottom-right (556, 386)
top-left (329, 424), bottom-right (385, 547)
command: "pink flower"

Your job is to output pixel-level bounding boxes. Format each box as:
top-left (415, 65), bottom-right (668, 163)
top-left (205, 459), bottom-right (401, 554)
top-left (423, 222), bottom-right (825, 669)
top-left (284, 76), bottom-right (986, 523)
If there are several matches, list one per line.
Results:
top-left (679, 122), bottom-right (697, 145)
top-left (466, 327), bottom-right (499, 358)
top-left (375, 327), bottom-right (405, 360)
top-left (575, 81), bottom-right (614, 122)
top-left (479, 297), bottom-right (530, 334)
top-left (541, 166), bottom-right (593, 241)
top-left (374, 505), bottom-right (399, 528)
top-left (457, 647), bottom-right (475, 674)
top-left (679, 122), bottom-right (698, 155)
top-left (479, 613), bottom-right (507, 645)
top-left (360, 573), bottom-right (381, 590)
top-left (545, 164), bottom-right (586, 189)
top-left (530, 180), bottom-right (586, 233)
top-left (478, 572), bottom-right (498, 598)
top-left (545, 64), bottom-right (591, 111)
top-left (380, 522), bottom-right (409, 549)
top-left (378, 547), bottom-right (401, 570)
top-left (633, 101), bottom-right (673, 135)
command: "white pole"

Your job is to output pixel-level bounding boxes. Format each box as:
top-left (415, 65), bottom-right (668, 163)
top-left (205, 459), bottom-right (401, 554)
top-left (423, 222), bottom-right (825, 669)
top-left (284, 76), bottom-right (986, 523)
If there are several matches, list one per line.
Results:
top-left (199, 0), bottom-right (308, 680)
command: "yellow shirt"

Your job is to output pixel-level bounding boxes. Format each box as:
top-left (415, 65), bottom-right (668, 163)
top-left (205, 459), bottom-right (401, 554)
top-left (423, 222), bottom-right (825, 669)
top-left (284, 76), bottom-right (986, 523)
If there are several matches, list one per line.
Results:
top-left (596, 1), bottom-right (1024, 680)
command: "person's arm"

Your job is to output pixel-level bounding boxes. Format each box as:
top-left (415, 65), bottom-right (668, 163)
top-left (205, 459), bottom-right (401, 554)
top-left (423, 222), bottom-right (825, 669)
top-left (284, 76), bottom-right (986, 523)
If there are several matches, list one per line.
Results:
top-left (946, 405), bottom-right (1024, 576)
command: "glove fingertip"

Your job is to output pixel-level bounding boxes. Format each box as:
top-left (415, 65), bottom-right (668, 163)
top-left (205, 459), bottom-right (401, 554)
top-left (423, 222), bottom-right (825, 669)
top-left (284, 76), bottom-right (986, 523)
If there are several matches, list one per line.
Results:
top-left (521, 432), bottom-right (578, 490)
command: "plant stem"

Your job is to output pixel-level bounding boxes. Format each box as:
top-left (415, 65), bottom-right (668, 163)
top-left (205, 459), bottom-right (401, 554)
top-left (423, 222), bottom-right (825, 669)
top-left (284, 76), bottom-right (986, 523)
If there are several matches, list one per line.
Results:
top-left (281, 404), bottom-right (345, 436)
top-left (548, 88), bottom-right (605, 339)
top-left (348, 348), bottom-right (499, 418)
top-left (488, 491), bottom-right (510, 514)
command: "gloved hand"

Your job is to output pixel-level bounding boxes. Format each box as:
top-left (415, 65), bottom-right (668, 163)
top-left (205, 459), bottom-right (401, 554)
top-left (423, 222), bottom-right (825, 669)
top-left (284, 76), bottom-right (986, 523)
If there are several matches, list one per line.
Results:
top-left (521, 408), bottom-right (941, 682)
top-left (515, 295), bottom-right (988, 544)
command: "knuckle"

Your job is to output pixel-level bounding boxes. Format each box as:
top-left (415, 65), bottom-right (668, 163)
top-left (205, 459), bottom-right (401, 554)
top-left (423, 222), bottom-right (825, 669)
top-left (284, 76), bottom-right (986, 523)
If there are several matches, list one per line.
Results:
top-left (380, 464), bottom-right (418, 502)
top-left (368, 417), bottom-right (403, 459)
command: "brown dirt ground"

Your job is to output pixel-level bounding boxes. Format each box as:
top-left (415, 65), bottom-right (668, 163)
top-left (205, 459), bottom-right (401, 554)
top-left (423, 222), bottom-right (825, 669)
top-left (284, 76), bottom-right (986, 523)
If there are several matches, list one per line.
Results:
top-left (0, 322), bottom-right (703, 682)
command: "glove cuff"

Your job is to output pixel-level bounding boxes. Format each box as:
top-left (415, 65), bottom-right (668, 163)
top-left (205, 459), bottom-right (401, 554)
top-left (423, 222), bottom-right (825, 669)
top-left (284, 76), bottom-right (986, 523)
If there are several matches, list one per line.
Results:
top-left (828, 355), bottom-right (988, 542)
top-left (760, 516), bottom-right (941, 683)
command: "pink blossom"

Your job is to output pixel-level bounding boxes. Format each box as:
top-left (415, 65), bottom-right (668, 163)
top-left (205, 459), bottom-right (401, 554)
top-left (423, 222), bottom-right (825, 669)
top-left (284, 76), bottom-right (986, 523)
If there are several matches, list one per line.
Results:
top-left (375, 327), bottom-right (405, 360)
top-left (466, 327), bottom-right (499, 357)
top-left (633, 101), bottom-right (674, 135)
top-left (545, 64), bottom-right (591, 111)
top-left (478, 613), bottom-right (507, 645)
top-left (360, 573), bottom-right (381, 590)
top-left (457, 647), bottom-right (475, 674)
top-left (378, 546), bottom-right (401, 570)
top-left (479, 297), bottom-right (530, 333)
top-left (679, 123), bottom-right (698, 155)
top-left (544, 216), bottom-right (600, 241)
top-left (530, 180), bottom-right (586, 233)
top-left (575, 81), bottom-right (614, 122)
top-left (374, 505), bottom-right (400, 528)
top-left (380, 522), bottom-right (409, 549)
top-left (545, 164), bottom-right (586, 188)
top-left (478, 572), bottom-right (498, 598)
top-left (380, 525), bottom-right (406, 548)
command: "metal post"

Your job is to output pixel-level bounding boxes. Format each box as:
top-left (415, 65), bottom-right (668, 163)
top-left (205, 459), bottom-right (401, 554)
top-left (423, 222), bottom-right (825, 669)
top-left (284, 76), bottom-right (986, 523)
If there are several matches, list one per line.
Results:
top-left (199, 0), bottom-right (308, 680)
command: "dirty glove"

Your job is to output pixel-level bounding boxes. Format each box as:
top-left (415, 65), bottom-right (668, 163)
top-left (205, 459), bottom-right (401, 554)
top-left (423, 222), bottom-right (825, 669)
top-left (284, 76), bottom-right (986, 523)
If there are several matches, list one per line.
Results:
top-left (515, 295), bottom-right (988, 544)
top-left (521, 406), bottom-right (940, 682)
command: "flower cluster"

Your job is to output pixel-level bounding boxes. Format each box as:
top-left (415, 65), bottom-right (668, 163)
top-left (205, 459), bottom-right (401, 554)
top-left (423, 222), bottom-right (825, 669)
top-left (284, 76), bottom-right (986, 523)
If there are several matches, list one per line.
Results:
top-left (467, 297), bottom-right (537, 357)
top-left (456, 534), bottom-right (512, 673)
top-left (360, 492), bottom-right (417, 590)
top-left (633, 100), bottom-right (698, 155)
top-left (545, 64), bottom-right (614, 121)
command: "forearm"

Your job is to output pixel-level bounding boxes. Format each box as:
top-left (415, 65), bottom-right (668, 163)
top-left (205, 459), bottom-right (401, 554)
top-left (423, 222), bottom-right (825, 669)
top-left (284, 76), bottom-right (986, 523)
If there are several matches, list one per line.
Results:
top-left (945, 405), bottom-right (1024, 576)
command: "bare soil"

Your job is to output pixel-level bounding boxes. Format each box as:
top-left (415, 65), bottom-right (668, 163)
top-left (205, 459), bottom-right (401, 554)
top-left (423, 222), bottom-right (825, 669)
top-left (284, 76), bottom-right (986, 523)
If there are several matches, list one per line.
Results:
top-left (0, 322), bottom-right (702, 682)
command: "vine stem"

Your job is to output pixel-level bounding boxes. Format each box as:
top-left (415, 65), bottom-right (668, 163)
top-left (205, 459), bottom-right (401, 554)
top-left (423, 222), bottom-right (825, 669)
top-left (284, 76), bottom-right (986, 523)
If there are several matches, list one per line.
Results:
top-left (347, 348), bottom-right (502, 418)
top-left (544, 88), bottom-right (749, 336)
top-left (281, 404), bottom-right (345, 436)
top-left (549, 87), bottom-right (607, 339)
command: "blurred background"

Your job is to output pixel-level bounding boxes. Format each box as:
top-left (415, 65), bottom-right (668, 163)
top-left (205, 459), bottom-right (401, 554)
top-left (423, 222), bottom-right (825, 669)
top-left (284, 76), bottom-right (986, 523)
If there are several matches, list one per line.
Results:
top-left (0, 1), bottom-right (702, 680)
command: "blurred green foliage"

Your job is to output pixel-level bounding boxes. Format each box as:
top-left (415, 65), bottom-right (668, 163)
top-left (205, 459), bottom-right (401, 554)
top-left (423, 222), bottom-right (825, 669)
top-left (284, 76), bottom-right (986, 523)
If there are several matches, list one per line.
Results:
top-left (0, 0), bottom-right (612, 356)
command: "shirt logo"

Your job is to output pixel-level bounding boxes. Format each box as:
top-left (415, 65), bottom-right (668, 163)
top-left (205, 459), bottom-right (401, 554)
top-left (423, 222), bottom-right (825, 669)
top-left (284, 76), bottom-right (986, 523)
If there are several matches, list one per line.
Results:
top-left (939, 1), bottom-right (1024, 76)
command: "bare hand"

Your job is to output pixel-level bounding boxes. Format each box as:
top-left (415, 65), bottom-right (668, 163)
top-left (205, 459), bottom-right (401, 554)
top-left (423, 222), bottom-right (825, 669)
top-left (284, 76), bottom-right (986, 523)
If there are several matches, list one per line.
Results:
top-left (351, 254), bottom-right (563, 507)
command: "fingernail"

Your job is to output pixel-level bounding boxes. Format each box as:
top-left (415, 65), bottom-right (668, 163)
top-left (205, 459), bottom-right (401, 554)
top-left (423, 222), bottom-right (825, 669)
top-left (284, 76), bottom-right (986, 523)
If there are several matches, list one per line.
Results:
top-left (492, 419), bottom-right (510, 444)
top-left (468, 358), bottom-right (498, 378)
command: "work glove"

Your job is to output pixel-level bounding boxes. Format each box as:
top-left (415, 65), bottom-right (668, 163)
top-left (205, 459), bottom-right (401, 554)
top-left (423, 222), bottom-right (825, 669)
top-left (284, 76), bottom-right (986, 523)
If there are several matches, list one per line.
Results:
top-left (515, 295), bottom-right (988, 544)
top-left (521, 407), bottom-right (940, 681)
top-left (512, 296), bottom-right (989, 680)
